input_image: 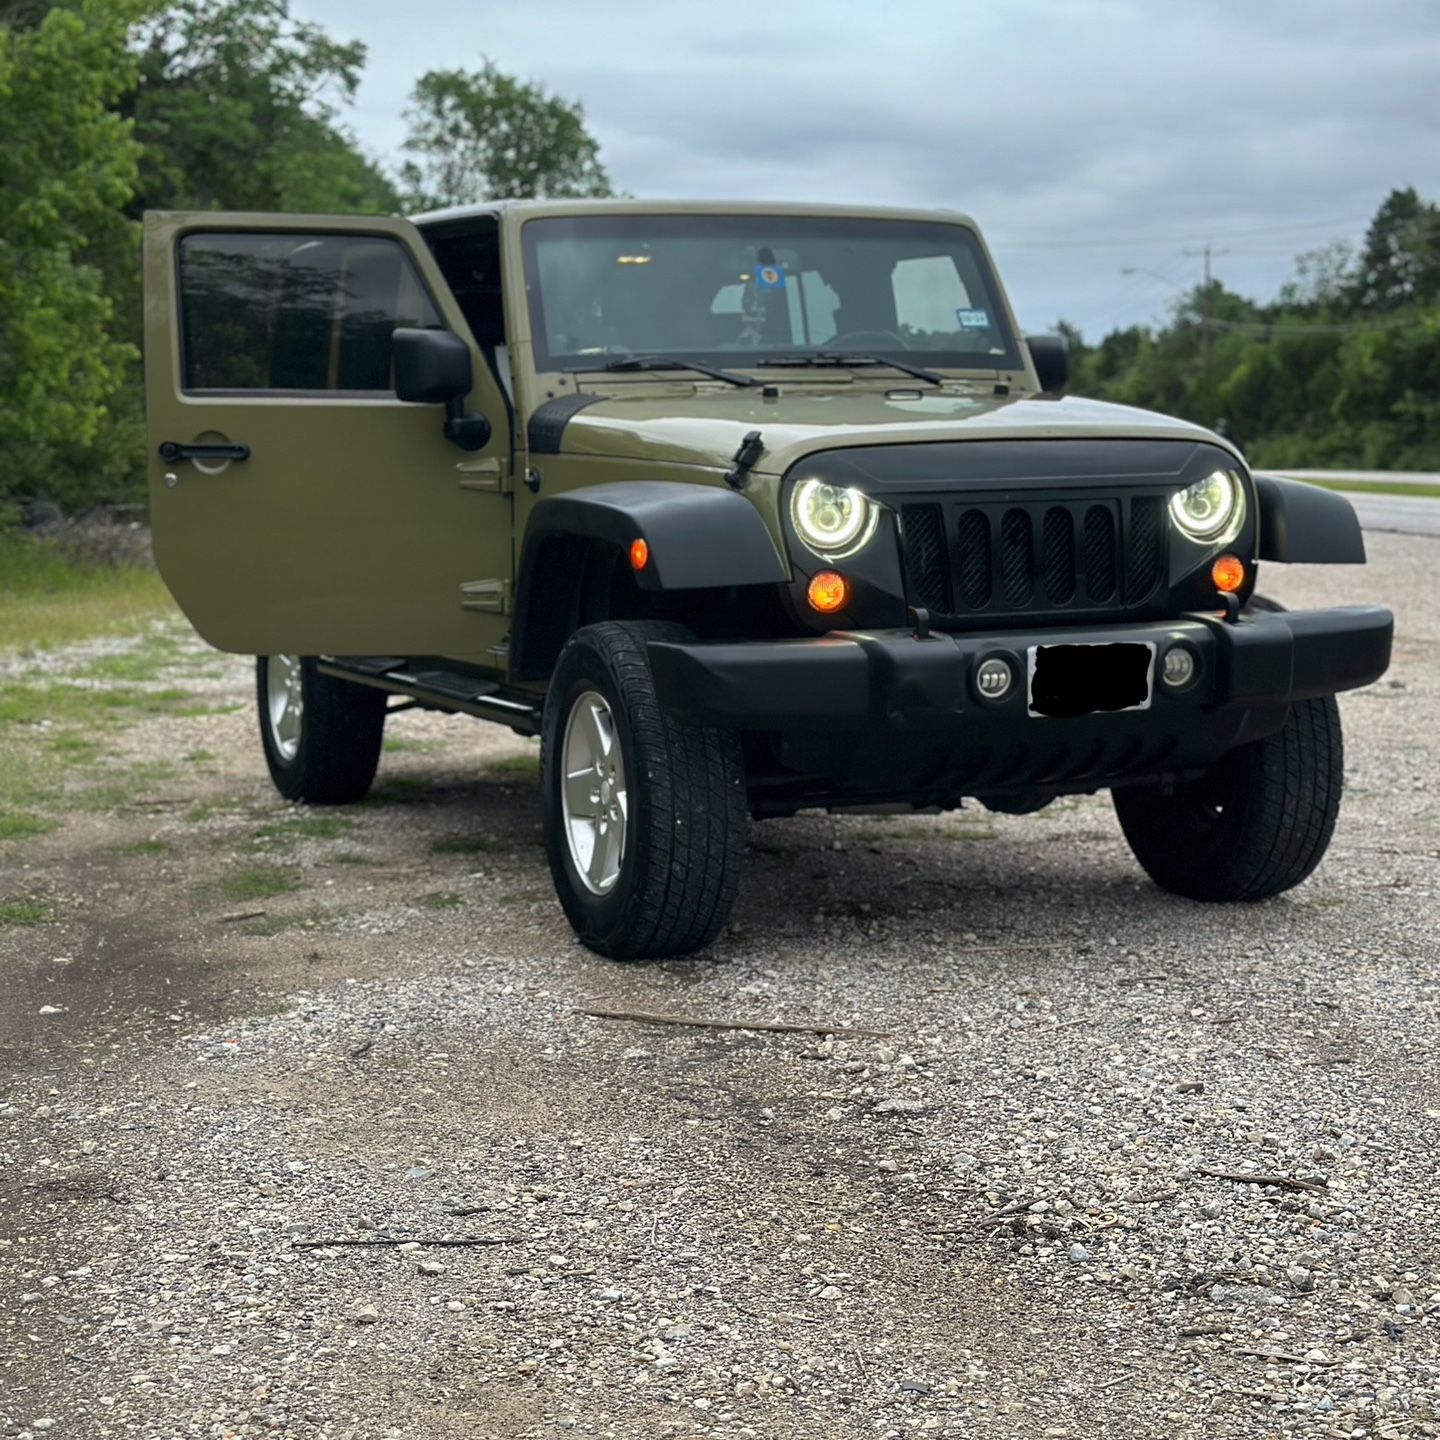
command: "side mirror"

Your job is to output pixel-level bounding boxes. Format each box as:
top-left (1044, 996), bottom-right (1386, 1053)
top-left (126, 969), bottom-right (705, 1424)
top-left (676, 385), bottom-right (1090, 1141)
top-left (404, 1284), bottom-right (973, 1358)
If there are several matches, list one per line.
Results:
top-left (1025, 334), bottom-right (1069, 395)
top-left (393, 327), bottom-right (472, 403)
top-left (392, 327), bottom-right (491, 452)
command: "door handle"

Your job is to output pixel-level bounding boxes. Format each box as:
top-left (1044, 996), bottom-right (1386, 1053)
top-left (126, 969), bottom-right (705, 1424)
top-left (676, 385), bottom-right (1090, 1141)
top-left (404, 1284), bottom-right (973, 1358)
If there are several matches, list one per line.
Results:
top-left (158, 441), bottom-right (250, 463)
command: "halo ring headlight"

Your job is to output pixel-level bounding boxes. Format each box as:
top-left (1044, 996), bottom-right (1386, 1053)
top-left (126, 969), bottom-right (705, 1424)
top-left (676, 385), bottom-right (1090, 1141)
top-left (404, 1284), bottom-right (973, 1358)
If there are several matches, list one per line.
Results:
top-left (1170, 469), bottom-right (1244, 543)
top-left (790, 478), bottom-right (878, 558)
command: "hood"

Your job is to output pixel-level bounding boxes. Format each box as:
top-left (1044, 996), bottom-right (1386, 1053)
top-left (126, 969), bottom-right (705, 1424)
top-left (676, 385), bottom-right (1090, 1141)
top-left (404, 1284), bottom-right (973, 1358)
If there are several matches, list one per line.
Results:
top-left (546, 386), bottom-right (1236, 476)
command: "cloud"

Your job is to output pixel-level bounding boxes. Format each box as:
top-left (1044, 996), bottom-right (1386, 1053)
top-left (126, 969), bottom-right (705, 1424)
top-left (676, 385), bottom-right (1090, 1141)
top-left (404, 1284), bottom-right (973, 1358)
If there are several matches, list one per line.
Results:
top-left (304, 0), bottom-right (1440, 332)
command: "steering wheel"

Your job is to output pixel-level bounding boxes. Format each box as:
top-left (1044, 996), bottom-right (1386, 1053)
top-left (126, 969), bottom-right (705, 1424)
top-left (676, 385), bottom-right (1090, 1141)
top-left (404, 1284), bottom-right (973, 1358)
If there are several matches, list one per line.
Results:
top-left (823, 328), bottom-right (911, 351)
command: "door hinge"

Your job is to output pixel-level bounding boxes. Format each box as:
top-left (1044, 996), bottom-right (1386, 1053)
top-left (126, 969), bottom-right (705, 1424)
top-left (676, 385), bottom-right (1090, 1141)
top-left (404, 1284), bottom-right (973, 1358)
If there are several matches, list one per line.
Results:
top-left (456, 456), bottom-right (511, 494)
top-left (459, 578), bottom-right (512, 614)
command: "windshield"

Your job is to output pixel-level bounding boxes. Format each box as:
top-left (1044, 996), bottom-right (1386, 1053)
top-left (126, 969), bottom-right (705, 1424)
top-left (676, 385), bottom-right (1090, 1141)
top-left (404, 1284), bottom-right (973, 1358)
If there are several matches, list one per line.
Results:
top-left (522, 213), bottom-right (1021, 374)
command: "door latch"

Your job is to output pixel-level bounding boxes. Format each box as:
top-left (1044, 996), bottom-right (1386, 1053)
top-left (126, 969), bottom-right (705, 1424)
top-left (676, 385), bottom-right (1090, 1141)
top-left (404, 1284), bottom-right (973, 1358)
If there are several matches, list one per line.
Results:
top-left (158, 441), bottom-right (251, 463)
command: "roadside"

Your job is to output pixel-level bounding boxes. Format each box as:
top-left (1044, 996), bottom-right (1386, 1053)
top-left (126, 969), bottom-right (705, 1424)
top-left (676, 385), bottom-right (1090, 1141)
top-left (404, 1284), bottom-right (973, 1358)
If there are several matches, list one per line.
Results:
top-left (1, 533), bottom-right (1437, 1439)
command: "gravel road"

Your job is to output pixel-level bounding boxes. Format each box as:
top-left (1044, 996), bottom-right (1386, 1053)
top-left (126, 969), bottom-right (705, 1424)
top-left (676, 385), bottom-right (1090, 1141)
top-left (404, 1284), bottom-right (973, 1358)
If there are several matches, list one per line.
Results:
top-left (2, 533), bottom-right (1437, 1439)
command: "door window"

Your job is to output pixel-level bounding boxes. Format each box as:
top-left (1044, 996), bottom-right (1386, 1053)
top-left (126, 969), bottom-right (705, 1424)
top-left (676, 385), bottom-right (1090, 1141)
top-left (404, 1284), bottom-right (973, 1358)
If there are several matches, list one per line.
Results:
top-left (178, 233), bottom-right (442, 393)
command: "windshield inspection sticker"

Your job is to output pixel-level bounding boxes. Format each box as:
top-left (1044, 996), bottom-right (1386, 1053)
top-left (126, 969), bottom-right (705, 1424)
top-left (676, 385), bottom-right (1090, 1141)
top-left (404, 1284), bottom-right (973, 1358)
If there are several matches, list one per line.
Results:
top-left (756, 264), bottom-right (787, 291)
top-left (957, 308), bottom-right (990, 328)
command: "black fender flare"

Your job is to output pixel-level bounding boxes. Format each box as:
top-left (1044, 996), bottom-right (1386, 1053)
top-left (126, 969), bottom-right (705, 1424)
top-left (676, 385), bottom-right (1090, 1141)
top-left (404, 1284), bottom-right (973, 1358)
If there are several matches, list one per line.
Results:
top-left (511, 481), bottom-right (788, 680)
top-left (1254, 475), bottom-right (1367, 564)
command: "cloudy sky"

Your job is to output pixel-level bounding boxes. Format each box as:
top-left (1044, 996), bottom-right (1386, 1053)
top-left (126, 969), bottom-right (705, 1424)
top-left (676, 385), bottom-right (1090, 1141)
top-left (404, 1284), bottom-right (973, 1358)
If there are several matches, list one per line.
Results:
top-left (297, 0), bottom-right (1440, 337)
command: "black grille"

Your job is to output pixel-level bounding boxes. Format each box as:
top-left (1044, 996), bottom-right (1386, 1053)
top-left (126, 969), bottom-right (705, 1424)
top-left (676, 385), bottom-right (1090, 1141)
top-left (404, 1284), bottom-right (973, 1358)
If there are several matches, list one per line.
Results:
top-left (899, 502), bottom-right (951, 612)
top-left (998, 510), bottom-right (1033, 606)
top-left (954, 508), bottom-right (991, 609)
top-left (1040, 507), bottom-right (1076, 604)
top-left (1083, 505), bottom-right (1117, 602)
top-left (1125, 495), bottom-right (1164, 602)
top-left (899, 495), bottom-right (1167, 621)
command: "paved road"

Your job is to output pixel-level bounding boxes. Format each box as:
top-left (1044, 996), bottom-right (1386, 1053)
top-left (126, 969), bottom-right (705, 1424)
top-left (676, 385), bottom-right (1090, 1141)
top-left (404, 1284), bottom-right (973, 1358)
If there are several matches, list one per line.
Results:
top-left (1346, 491), bottom-right (1440, 538)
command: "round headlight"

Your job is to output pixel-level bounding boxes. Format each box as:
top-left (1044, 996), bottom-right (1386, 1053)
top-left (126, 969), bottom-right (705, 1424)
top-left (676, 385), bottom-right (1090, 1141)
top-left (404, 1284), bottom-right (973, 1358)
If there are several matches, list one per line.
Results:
top-left (790, 478), bottom-right (877, 557)
top-left (1170, 469), bottom-right (1244, 542)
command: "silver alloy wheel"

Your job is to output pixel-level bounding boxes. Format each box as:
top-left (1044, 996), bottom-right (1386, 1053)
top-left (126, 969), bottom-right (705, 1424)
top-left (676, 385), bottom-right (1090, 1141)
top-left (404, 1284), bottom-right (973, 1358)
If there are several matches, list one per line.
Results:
top-left (266, 654), bottom-right (304, 762)
top-left (561, 689), bottom-right (629, 895)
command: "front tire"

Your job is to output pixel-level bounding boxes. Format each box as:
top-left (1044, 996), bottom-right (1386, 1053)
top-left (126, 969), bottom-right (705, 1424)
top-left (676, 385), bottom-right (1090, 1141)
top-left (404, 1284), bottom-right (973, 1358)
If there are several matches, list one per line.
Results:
top-left (1113, 695), bottom-right (1343, 901)
top-left (541, 622), bottom-right (747, 960)
top-left (256, 655), bottom-right (386, 805)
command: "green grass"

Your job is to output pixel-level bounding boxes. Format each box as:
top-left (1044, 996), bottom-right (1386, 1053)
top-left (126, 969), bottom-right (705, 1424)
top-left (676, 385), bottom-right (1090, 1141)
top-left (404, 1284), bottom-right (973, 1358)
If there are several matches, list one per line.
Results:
top-left (0, 898), bottom-right (55, 926)
top-left (430, 834), bottom-right (505, 855)
top-left (77, 759), bottom-right (180, 811)
top-left (221, 866), bottom-right (300, 902)
top-left (485, 753), bottom-right (541, 782)
top-left (370, 776), bottom-right (433, 805)
top-left (253, 813), bottom-right (355, 847)
top-left (0, 533), bottom-right (175, 653)
top-left (0, 811), bottom-right (54, 841)
top-left (1308, 479), bottom-right (1440, 500)
top-left (187, 797), bottom-right (256, 823)
top-left (414, 890), bottom-right (464, 910)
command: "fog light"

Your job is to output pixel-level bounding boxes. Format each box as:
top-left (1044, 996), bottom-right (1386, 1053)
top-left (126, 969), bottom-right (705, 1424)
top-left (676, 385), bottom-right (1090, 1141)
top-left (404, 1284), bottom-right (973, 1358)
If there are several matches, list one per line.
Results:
top-left (1161, 645), bottom-right (1198, 690)
top-left (975, 656), bottom-right (1014, 701)
top-left (1212, 553), bottom-right (1245, 593)
top-left (807, 569), bottom-right (850, 615)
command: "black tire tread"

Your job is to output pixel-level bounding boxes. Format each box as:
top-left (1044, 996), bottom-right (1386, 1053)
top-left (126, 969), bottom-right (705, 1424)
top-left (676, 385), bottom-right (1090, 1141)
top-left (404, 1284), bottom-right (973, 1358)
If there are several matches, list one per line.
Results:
top-left (1114, 695), bottom-right (1343, 902)
top-left (257, 657), bottom-right (386, 806)
top-left (542, 621), bottom-right (746, 960)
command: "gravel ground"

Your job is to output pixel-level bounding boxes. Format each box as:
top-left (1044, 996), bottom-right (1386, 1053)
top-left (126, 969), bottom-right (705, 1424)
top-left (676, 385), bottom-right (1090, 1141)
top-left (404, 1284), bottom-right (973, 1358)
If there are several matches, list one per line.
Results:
top-left (1, 532), bottom-right (1437, 1439)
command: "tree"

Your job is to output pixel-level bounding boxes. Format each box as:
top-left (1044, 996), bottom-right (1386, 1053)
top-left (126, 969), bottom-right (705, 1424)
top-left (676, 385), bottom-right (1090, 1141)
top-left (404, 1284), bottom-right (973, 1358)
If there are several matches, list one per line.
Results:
top-left (125, 0), bottom-right (398, 216)
top-left (399, 60), bottom-right (613, 210)
top-left (0, 0), bottom-right (141, 510)
top-left (1344, 187), bottom-right (1440, 313)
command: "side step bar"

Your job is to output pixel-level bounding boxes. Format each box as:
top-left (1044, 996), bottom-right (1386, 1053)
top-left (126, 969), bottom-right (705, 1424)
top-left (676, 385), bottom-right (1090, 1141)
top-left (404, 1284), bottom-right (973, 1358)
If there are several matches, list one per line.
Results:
top-left (317, 657), bottom-right (541, 736)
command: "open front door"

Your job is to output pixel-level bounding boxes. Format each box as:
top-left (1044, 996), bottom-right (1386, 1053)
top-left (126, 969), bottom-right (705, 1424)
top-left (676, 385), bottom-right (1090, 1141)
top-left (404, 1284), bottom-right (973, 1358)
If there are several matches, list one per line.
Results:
top-left (143, 211), bottom-right (512, 661)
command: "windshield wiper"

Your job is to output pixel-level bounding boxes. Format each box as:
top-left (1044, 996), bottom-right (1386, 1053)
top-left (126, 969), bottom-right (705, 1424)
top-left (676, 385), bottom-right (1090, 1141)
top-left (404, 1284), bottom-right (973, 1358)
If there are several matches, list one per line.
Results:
top-left (565, 354), bottom-right (756, 388)
top-left (757, 352), bottom-right (945, 386)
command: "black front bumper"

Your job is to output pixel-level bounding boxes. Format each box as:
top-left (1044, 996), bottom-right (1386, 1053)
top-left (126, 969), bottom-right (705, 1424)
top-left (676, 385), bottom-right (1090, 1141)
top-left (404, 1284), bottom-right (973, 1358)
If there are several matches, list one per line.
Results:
top-left (648, 605), bottom-right (1393, 796)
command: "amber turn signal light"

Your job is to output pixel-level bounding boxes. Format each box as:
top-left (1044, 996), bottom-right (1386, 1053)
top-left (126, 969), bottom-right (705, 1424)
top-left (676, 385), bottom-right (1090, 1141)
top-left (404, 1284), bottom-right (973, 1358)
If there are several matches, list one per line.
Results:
top-left (629, 538), bottom-right (649, 571)
top-left (807, 570), bottom-right (850, 615)
top-left (1211, 554), bottom-right (1245, 593)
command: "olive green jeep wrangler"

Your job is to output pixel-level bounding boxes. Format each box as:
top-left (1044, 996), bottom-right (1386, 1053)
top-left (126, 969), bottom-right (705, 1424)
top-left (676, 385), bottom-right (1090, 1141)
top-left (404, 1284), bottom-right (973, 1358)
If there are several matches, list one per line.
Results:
top-left (142, 201), bottom-right (1393, 959)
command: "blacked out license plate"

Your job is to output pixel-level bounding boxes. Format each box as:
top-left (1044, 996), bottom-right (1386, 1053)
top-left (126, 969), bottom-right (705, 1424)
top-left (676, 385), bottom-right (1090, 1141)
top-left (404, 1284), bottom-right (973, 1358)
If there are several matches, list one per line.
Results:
top-left (1027, 642), bottom-right (1155, 719)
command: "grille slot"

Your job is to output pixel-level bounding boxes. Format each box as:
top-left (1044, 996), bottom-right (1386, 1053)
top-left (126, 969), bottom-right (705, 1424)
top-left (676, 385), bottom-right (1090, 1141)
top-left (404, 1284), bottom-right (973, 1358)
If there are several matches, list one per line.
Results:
top-left (1041, 507), bottom-right (1076, 604)
top-left (896, 494), bottom-right (1167, 622)
top-left (955, 508), bottom-right (992, 608)
top-left (1082, 505), bottom-right (1118, 603)
top-left (998, 509), bottom-right (1033, 606)
top-left (899, 504), bottom-right (951, 612)
top-left (1125, 496), bottom-right (1164, 602)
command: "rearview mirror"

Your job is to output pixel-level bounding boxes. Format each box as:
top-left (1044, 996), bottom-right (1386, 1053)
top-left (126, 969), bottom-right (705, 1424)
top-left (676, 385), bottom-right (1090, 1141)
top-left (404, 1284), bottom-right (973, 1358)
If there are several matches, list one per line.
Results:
top-left (392, 327), bottom-right (491, 452)
top-left (393, 327), bottom-right (472, 404)
top-left (1025, 334), bottom-right (1069, 395)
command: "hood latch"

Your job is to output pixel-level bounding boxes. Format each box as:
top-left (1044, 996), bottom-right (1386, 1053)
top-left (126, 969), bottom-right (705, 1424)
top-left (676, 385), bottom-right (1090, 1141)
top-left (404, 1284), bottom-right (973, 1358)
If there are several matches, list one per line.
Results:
top-left (724, 430), bottom-right (764, 490)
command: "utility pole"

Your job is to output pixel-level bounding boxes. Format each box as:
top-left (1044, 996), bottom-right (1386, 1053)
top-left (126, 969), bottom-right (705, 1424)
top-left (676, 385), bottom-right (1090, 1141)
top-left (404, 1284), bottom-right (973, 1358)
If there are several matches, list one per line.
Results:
top-left (1182, 243), bottom-right (1230, 364)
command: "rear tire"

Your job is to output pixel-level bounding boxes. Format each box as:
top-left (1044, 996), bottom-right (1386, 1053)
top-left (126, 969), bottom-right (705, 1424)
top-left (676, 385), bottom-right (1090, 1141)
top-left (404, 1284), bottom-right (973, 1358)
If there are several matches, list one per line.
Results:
top-left (541, 621), bottom-right (747, 960)
top-left (1113, 695), bottom-right (1343, 901)
top-left (256, 655), bottom-right (386, 805)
